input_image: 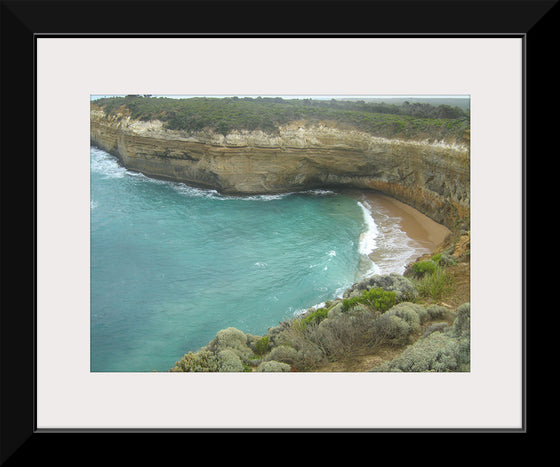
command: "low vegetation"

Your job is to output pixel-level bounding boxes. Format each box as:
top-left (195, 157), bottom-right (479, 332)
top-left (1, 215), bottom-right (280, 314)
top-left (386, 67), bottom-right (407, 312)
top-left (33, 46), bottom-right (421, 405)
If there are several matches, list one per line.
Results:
top-left (342, 287), bottom-right (397, 313)
top-left (371, 303), bottom-right (470, 372)
top-left (169, 233), bottom-right (470, 373)
top-left (92, 95), bottom-right (470, 144)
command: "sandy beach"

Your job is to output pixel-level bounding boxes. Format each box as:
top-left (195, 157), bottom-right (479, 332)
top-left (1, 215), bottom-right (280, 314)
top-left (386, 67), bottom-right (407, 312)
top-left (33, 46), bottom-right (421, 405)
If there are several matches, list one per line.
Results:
top-left (344, 189), bottom-right (451, 265)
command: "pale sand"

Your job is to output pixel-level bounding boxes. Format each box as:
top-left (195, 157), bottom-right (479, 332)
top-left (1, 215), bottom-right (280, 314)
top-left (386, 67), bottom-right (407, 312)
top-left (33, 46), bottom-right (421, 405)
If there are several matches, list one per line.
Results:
top-left (343, 189), bottom-right (451, 257)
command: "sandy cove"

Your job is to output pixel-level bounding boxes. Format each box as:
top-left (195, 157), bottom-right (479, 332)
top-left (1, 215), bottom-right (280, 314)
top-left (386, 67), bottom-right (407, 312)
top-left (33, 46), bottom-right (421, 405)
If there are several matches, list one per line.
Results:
top-left (345, 189), bottom-right (452, 264)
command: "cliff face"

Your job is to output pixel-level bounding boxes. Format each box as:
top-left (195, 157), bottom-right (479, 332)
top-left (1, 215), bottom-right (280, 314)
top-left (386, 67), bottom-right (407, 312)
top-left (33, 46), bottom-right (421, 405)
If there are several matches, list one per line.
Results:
top-left (90, 109), bottom-right (469, 229)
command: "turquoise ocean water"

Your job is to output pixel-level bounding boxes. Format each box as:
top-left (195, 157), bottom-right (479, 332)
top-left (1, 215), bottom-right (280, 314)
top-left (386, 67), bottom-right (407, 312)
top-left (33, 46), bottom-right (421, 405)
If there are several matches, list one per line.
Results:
top-left (90, 146), bottom-right (426, 371)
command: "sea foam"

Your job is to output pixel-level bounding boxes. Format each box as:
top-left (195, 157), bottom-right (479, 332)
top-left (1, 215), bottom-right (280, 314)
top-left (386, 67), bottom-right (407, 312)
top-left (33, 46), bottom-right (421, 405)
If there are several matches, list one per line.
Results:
top-left (356, 201), bottom-right (382, 278)
top-left (90, 147), bottom-right (128, 178)
top-left (357, 201), bottom-right (379, 256)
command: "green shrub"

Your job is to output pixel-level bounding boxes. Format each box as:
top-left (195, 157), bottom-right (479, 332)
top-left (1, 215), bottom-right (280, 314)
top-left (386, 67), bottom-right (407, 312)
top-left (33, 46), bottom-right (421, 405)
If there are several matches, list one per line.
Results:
top-left (412, 260), bottom-right (437, 277)
top-left (342, 287), bottom-right (397, 312)
top-left (361, 288), bottom-right (397, 312)
top-left (254, 336), bottom-right (270, 356)
top-left (301, 307), bottom-right (329, 327)
top-left (342, 295), bottom-right (362, 311)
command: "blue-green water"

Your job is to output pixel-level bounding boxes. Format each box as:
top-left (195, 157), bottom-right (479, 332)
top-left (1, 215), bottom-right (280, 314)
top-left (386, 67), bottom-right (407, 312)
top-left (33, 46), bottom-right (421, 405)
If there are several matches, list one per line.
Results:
top-left (90, 146), bottom-right (421, 372)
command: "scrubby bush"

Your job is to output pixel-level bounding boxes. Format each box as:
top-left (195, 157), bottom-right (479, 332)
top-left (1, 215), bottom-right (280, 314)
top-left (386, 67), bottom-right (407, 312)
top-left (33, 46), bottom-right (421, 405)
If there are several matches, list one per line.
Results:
top-left (217, 349), bottom-right (245, 372)
top-left (247, 358), bottom-right (262, 368)
top-left (371, 332), bottom-right (468, 372)
top-left (245, 333), bottom-right (263, 352)
top-left (294, 345), bottom-right (326, 371)
top-left (361, 274), bottom-right (418, 302)
top-left (254, 335), bottom-right (270, 356)
top-left (308, 301), bottom-right (431, 359)
top-left (170, 350), bottom-right (219, 372)
top-left (384, 307), bottom-right (419, 334)
top-left (373, 314), bottom-right (413, 343)
top-left (385, 302), bottom-right (427, 328)
top-left (207, 327), bottom-right (246, 349)
top-left (312, 311), bottom-right (377, 358)
top-left (256, 361), bottom-right (292, 372)
top-left (422, 322), bottom-right (450, 338)
top-left (267, 320), bottom-right (292, 347)
top-left (205, 327), bottom-right (254, 363)
top-left (371, 302), bottom-right (470, 372)
top-left (266, 345), bottom-right (298, 365)
top-left (327, 302), bottom-right (344, 319)
top-left (452, 303), bottom-right (470, 337)
top-left (432, 252), bottom-right (457, 267)
top-left (268, 297), bottom-right (436, 364)
top-left (171, 345), bottom-right (256, 372)
top-left (426, 304), bottom-right (452, 321)
top-left (367, 302), bottom-right (427, 345)
top-left (273, 321), bottom-right (327, 370)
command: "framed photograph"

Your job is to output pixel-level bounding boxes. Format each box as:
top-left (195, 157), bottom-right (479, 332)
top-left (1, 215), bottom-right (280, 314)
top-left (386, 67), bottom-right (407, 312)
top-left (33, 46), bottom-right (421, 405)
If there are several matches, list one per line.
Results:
top-left (1, 0), bottom-right (548, 459)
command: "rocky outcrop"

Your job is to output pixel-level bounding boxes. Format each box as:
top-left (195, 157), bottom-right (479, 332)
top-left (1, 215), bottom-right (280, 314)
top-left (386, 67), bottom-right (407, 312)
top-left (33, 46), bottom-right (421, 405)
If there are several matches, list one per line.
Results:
top-left (90, 108), bottom-right (469, 229)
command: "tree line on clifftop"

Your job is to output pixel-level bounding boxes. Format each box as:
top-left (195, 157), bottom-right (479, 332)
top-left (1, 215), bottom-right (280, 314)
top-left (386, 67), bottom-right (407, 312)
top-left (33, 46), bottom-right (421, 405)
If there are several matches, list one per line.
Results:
top-left (92, 95), bottom-right (470, 144)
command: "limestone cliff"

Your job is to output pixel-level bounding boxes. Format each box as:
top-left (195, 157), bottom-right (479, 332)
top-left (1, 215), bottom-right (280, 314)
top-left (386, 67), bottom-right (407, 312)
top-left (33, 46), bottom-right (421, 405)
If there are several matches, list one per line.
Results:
top-left (90, 109), bottom-right (469, 229)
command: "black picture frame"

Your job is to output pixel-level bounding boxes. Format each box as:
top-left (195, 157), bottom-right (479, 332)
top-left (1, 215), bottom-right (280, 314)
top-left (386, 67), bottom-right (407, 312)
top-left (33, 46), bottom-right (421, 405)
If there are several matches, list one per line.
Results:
top-left (1, 0), bottom-right (552, 462)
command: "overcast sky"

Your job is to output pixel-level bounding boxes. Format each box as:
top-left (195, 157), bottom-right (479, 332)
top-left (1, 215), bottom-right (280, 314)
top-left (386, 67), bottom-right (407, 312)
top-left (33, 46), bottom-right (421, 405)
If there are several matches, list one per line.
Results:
top-left (91, 94), bottom-right (469, 101)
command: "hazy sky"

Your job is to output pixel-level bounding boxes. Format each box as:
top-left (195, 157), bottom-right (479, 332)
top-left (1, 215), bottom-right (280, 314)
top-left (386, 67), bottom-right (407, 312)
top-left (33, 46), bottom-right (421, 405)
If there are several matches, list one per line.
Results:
top-left (91, 94), bottom-right (469, 101)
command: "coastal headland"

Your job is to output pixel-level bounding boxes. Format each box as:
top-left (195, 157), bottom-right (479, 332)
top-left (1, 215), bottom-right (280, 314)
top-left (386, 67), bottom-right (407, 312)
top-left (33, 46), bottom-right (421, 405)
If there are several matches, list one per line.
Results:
top-left (90, 99), bottom-right (469, 232)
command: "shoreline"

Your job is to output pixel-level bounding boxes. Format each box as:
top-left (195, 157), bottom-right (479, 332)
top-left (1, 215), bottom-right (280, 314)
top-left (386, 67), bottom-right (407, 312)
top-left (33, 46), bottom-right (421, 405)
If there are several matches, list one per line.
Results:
top-left (300, 188), bottom-right (452, 313)
top-left (343, 189), bottom-right (451, 267)
top-left (92, 143), bottom-right (451, 256)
